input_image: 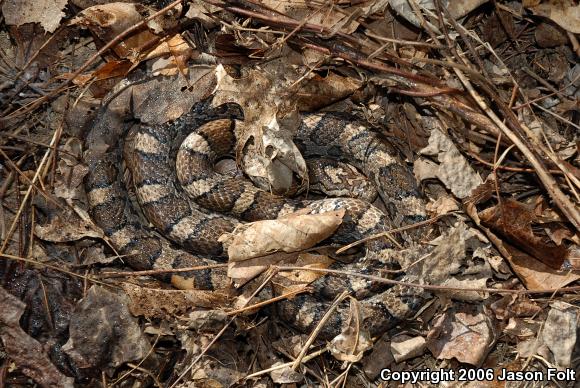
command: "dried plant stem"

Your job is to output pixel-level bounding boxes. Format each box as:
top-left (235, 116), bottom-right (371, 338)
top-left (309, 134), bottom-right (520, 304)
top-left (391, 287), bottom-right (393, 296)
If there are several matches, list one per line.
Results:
top-left (291, 290), bottom-right (349, 370)
top-left (452, 66), bottom-right (580, 230)
top-left (336, 212), bottom-right (456, 254)
top-left (0, 252), bottom-right (111, 286)
top-left (244, 346), bottom-right (329, 380)
top-left (100, 263), bottom-right (228, 278)
top-left (226, 286), bottom-right (311, 315)
top-left (0, 125), bottom-right (61, 254)
top-left (275, 266), bottom-right (580, 295)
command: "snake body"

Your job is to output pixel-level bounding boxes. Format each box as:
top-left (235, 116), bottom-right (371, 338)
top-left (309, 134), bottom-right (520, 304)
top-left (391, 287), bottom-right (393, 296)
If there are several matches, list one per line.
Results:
top-left (85, 100), bottom-right (427, 339)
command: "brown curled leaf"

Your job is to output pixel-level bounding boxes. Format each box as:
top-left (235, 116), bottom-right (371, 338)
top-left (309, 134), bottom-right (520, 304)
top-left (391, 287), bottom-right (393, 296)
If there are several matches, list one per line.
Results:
top-left (479, 198), bottom-right (569, 269)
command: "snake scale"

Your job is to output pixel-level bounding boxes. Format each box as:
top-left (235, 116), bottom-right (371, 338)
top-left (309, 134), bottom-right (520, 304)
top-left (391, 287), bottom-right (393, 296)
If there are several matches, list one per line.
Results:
top-left (84, 96), bottom-right (428, 339)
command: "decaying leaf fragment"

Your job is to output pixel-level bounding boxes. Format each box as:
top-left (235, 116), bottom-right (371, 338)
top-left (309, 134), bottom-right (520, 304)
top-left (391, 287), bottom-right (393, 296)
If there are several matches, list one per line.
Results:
top-left (122, 283), bottom-right (230, 319)
top-left (390, 334), bottom-right (426, 363)
top-left (54, 138), bottom-right (89, 201)
top-left (213, 64), bottom-right (308, 194)
top-left (70, 2), bottom-right (191, 75)
top-left (34, 206), bottom-right (103, 243)
top-left (0, 287), bottom-right (74, 388)
top-left (257, 0), bottom-right (359, 34)
top-left (63, 286), bottom-right (151, 369)
top-left (541, 301), bottom-right (577, 367)
top-left (416, 221), bottom-right (492, 301)
top-left (270, 363), bottom-right (304, 384)
top-left (71, 3), bottom-right (156, 61)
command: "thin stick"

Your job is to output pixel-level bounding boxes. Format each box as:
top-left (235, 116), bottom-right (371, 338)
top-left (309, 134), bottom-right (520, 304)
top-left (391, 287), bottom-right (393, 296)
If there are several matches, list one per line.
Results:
top-left (226, 286), bottom-right (311, 315)
top-left (99, 263), bottom-right (228, 278)
top-left (275, 266), bottom-right (580, 295)
top-left (0, 124), bottom-right (61, 254)
top-left (0, 252), bottom-right (111, 286)
top-left (244, 346), bottom-right (329, 380)
top-left (335, 212), bottom-right (456, 254)
top-left (291, 291), bottom-right (349, 370)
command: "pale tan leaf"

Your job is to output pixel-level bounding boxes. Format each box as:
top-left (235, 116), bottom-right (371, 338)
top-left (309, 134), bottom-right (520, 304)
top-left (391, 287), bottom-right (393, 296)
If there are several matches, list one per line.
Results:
top-left (390, 335), bottom-right (426, 363)
top-left (329, 299), bottom-right (372, 362)
top-left (70, 3), bottom-right (157, 61)
top-left (257, 0), bottom-right (359, 34)
top-left (2, 0), bottom-right (68, 33)
top-left (525, 0), bottom-right (580, 33)
top-left (212, 64), bottom-right (307, 194)
top-left (270, 362), bottom-right (304, 384)
top-left (417, 127), bottom-right (483, 199)
top-left (35, 208), bottom-right (103, 243)
top-left (426, 306), bottom-right (495, 365)
top-left (227, 251), bottom-right (300, 286)
top-left (277, 253), bottom-right (335, 285)
top-left (225, 209), bottom-right (345, 262)
top-left (542, 301), bottom-right (577, 367)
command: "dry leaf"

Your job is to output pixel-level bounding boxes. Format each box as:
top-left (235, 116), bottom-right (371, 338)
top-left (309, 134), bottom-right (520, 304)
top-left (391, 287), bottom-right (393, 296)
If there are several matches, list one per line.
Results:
top-left (524, 0), bottom-right (580, 33)
top-left (70, 3), bottom-right (158, 61)
top-left (390, 334), bottom-right (426, 363)
top-left (185, 0), bottom-right (220, 28)
top-left (389, 0), bottom-right (489, 28)
top-left (54, 138), bottom-right (89, 201)
top-left (62, 286), bottom-right (151, 369)
top-left (425, 195), bottom-right (459, 216)
top-left (276, 253), bottom-right (335, 287)
top-left (258, 0), bottom-right (359, 34)
top-left (498, 240), bottom-right (578, 290)
top-left (362, 335), bottom-right (395, 380)
top-left (0, 287), bottom-right (74, 388)
top-left (145, 34), bottom-right (194, 76)
top-left (186, 310), bottom-right (229, 332)
top-left (417, 127), bottom-right (483, 199)
top-left (329, 299), bottom-right (372, 363)
top-left (296, 73), bottom-right (362, 111)
top-left (270, 362), bottom-right (304, 384)
top-left (225, 210), bottom-right (343, 284)
top-left (417, 221), bottom-right (492, 301)
top-left (2, 0), bottom-right (68, 33)
top-left (504, 317), bottom-right (542, 338)
top-left (426, 306), bottom-right (495, 365)
top-left (35, 207), bottom-right (103, 243)
top-left (131, 66), bottom-right (216, 125)
top-left (479, 199), bottom-right (569, 269)
top-left (227, 251), bottom-right (300, 286)
top-left (467, 202), bottom-right (579, 289)
top-left (542, 301), bottom-right (577, 367)
top-left (122, 283), bottom-right (230, 319)
top-left (212, 64), bottom-right (308, 194)
top-left (225, 209), bottom-right (345, 261)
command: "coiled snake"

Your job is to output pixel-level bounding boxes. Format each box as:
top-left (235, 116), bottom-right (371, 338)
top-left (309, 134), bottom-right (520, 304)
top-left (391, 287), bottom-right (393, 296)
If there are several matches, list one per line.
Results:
top-left (84, 94), bottom-right (428, 339)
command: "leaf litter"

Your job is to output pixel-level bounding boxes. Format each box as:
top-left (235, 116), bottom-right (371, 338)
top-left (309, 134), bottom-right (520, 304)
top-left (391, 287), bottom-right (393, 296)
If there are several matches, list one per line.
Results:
top-left (0, 0), bottom-right (579, 386)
